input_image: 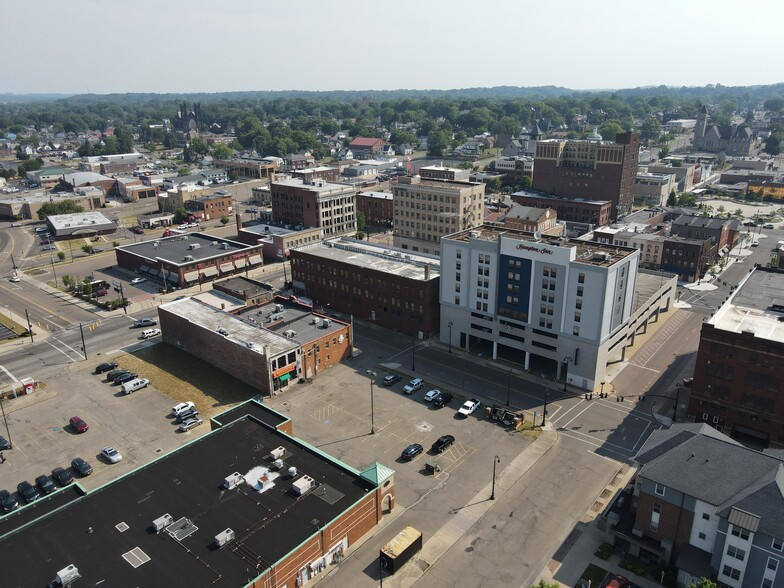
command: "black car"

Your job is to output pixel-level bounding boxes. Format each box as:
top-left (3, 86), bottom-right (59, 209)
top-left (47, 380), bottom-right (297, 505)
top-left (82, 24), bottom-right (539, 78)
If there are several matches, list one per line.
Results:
top-left (0, 489), bottom-right (19, 512)
top-left (383, 374), bottom-right (402, 386)
top-left (175, 409), bottom-right (200, 424)
top-left (106, 369), bottom-right (127, 381)
top-left (114, 372), bottom-right (139, 385)
top-left (17, 481), bottom-right (39, 504)
top-left (400, 443), bottom-right (424, 461)
top-left (0, 435), bottom-right (11, 450)
top-left (432, 392), bottom-right (454, 408)
top-left (431, 435), bottom-right (455, 454)
top-left (94, 362), bottom-right (119, 374)
top-left (35, 475), bottom-right (56, 495)
top-left (71, 457), bottom-right (93, 477)
top-left (51, 467), bottom-right (73, 486)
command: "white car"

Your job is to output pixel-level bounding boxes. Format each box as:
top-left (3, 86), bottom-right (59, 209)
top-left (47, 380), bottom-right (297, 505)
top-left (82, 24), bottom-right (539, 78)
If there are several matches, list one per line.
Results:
top-left (424, 389), bottom-right (441, 402)
top-left (9, 275), bottom-right (20, 283)
top-left (186, 222), bottom-right (199, 228)
top-left (140, 328), bottom-right (161, 339)
top-left (131, 277), bottom-right (146, 285)
top-left (751, 240), bottom-right (760, 247)
top-left (458, 399), bottom-right (481, 416)
top-left (101, 446), bottom-right (123, 463)
top-left (179, 417), bottom-right (203, 432)
top-left (172, 401), bottom-right (195, 417)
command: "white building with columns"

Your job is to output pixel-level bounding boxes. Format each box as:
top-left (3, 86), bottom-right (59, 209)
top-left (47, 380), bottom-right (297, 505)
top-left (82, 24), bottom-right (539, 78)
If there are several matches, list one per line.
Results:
top-left (439, 225), bottom-right (675, 390)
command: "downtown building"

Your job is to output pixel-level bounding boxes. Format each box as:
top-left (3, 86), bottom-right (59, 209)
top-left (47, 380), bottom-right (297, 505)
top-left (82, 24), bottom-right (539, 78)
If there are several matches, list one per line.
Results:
top-left (439, 225), bottom-right (676, 390)
top-left (532, 131), bottom-right (640, 219)
top-left (392, 173), bottom-right (485, 256)
top-left (270, 176), bottom-right (357, 238)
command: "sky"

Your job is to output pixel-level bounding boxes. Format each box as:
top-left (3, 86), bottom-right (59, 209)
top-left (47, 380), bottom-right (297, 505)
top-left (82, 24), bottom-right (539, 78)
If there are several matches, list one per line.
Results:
top-left (5, 0), bottom-right (782, 95)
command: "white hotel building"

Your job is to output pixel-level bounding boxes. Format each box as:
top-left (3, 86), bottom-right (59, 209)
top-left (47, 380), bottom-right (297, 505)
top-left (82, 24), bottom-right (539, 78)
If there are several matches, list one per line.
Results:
top-left (440, 225), bottom-right (675, 390)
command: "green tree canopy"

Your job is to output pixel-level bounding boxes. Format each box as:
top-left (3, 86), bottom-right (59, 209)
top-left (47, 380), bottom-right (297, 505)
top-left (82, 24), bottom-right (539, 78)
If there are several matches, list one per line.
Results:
top-left (37, 199), bottom-right (84, 220)
top-left (599, 121), bottom-right (625, 141)
top-left (427, 130), bottom-right (451, 156)
top-left (639, 117), bottom-right (661, 142)
top-left (210, 143), bottom-right (233, 159)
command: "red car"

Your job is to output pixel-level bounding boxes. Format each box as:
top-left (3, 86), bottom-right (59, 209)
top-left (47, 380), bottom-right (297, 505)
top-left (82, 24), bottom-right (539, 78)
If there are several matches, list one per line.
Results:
top-left (133, 227), bottom-right (145, 234)
top-left (69, 416), bottom-right (89, 433)
top-left (606, 575), bottom-right (630, 588)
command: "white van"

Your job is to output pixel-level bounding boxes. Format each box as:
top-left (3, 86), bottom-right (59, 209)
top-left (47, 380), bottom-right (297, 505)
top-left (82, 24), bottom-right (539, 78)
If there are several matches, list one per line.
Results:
top-left (141, 328), bottom-right (161, 339)
top-left (122, 378), bottom-right (149, 395)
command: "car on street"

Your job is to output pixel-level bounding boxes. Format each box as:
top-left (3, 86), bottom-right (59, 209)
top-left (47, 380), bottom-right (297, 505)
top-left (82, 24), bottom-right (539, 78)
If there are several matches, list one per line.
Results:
top-left (432, 392), bottom-right (454, 408)
top-left (400, 443), bottom-right (424, 461)
top-left (171, 401), bottom-right (195, 417)
top-left (606, 575), bottom-right (630, 588)
top-left (10, 222), bottom-right (21, 227)
top-left (742, 221), bottom-right (756, 227)
top-left (17, 481), bottom-right (39, 503)
top-left (9, 275), bottom-right (20, 283)
top-left (431, 435), bottom-right (455, 454)
top-left (35, 475), bottom-right (56, 495)
top-left (101, 446), bottom-right (123, 463)
top-left (383, 374), bottom-right (402, 386)
top-left (69, 416), bottom-right (89, 434)
top-left (424, 389), bottom-right (441, 402)
top-left (186, 222), bottom-right (199, 228)
top-left (175, 408), bottom-right (200, 423)
top-left (0, 489), bottom-right (19, 512)
top-left (132, 318), bottom-right (157, 328)
top-left (34, 227), bottom-right (48, 233)
top-left (751, 240), bottom-right (760, 247)
top-left (140, 328), bottom-right (161, 339)
top-left (0, 435), bottom-right (11, 450)
top-left (51, 467), bottom-right (74, 486)
top-left (71, 457), bottom-right (93, 477)
top-left (403, 378), bottom-right (424, 394)
top-left (130, 277), bottom-right (146, 285)
top-left (114, 372), bottom-right (139, 385)
top-left (764, 223), bottom-right (775, 229)
top-left (132, 227), bottom-right (145, 234)
top-left (458, 399), bottom-right (481, 416)
top-left (94, 362), bottom-right (119, 374)
top-left (179, 417), bottom-right (203, 432)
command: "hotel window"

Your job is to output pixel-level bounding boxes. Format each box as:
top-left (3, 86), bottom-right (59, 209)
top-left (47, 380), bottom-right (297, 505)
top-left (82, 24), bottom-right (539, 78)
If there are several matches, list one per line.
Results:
top-left (576, 299), bottom-right (582, 310)
top-left (577, 286), bottom-right (584, 297)
top-left (578, 273), bottom-right (585, 283)
top-left (573, 326), bottom-right (580, 336)
top-left (455, 296), bottom-right (460, 304)
top-left (727, 545), bottom-right (745, 561)
top-left (731, 526), bottom-right (750, 541)
top-left (773, 538), bottom-right (783, 552)
top-left (768, 558), bottom-right (779, 572)
top-left (574, 312), bottom-right (581, 323)
top-left (456, 249), bottom-right (462, 259)
top-left (722, 566), bottom-right (741, 581)
top-left (650, 502), bottom-right (661, 533)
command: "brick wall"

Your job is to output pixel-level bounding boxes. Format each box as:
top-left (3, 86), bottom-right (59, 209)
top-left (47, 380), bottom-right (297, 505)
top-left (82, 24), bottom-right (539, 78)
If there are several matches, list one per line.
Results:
top-left (636, 491), bottom-right (694, 554)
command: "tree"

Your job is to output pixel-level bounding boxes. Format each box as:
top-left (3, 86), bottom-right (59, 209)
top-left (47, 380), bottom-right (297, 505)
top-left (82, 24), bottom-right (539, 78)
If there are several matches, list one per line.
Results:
top-left (57, 251), bottom-right (66, 261)
top-left (177, 167), bottom-right (191, 177)
top-left (667, 190), bottom-right (677, 207)
top-left (487, 177), bottom-right (502, 193)
top-left (531, 580), bottom-right (561, 588)
top-left (427, 130), bottom-right (451, 157)
top-left (640, 117), bottom-right (661, 142)
top-left (355, 230), bottom-right (365, 241)
top-left (174, 207), bottom-right (188, 223)
top-left (764, 98), bottom-right (784, 113)
top-left (82, 277), bottom-right (93, 297)
top-left (687, 578), bottom-right (717, 588)
top-left (356, 210), bottom-right (366, 232)
top-left (81, 244), bottom-right (94, 254)
top-left (599, 121), bottom-right (624, 141)
top-left (38, 199), bottom-right (84, 220)
top-left (220, 216), bottom-right (230, 225)
top-left (658, 145), bottom-right (670, 159)
top-left (211, 143), bottom-right (233, 160)
top-left (677, 193), bottom-right (697, 207)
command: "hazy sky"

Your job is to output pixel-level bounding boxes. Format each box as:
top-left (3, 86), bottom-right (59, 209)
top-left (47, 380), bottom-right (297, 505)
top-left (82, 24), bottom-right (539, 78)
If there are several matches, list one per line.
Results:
top-left (6, 0), bottom-right (781, 95)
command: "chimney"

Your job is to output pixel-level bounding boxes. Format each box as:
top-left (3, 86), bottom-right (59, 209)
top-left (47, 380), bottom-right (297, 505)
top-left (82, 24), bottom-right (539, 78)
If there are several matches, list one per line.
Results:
top-left (424, 263), bottom-right (430, 280)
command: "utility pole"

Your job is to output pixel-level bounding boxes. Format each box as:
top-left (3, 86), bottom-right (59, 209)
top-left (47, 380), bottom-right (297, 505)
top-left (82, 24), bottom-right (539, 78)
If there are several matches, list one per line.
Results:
top-left (25, 309), bottom-right (34, 343)
top-left (119, 282), bottom-right (127, 315)
top-left (0, 397), bottom-right (11, 448)
top-left (79, 323), bottom-right (87, 360)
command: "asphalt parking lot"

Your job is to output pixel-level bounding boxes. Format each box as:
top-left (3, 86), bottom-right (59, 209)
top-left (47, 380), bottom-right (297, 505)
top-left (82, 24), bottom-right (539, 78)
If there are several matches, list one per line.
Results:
top-left (266, 362), bottom-right (534, 513)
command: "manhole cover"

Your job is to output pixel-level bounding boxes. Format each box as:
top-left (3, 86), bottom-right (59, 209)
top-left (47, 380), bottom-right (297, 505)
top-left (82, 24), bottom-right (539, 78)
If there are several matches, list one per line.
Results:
top-left (415, 421), bottom-right (434, 433)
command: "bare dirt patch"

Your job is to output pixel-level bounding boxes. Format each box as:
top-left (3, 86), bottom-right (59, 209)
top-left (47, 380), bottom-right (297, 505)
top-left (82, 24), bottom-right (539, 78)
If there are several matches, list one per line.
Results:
top-left (118, 343), bottom-right (258, 418)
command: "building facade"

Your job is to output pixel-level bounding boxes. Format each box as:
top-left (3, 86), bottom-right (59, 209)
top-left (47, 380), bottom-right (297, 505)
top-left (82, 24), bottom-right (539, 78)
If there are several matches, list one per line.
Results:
top-left (532, 131), bottom-right (640, 219)
top-left (693, 105), bottom-right (757, 156)
top-left (511, 192), bottom-right (612, 227)
top-left (635, 173), bottom-right (676, 207)
top-left (270, 176), bottom-right (357, 238)
top-left (660, 236), bottom-right (714, 283)
top-left (184, 193), bottom-right (233, 220)
top-left (356, 191), bottom-right (394, 225)
top-left (392, 175), bottom-right (485, 256)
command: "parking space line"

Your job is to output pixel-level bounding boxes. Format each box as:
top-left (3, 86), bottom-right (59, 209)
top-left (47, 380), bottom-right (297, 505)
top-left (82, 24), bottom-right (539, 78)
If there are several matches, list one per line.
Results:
top-left (558, 431), bottom-right (632, 459)
top-left (560, 427), bottom-right (638, 454)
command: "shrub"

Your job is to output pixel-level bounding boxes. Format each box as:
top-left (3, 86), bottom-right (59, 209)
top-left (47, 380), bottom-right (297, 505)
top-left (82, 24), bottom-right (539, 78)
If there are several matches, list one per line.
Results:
top-left (595, 543), bottom-right (614, 560)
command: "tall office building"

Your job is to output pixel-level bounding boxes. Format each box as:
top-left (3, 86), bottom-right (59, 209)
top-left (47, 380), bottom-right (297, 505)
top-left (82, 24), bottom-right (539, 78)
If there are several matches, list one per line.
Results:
top-left (532, 131), bottom-right (640, 219)
top-left (270, 176), bottom-right (357, 238)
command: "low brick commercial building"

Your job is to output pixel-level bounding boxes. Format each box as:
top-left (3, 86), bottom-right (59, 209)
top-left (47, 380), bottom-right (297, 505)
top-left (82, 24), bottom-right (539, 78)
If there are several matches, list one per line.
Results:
top-left (511, 191), bottom-right (612, 227)
top-left (184, 193), bottom-right (233, 220)
top-left (356, 190), bottom-right (393, 225)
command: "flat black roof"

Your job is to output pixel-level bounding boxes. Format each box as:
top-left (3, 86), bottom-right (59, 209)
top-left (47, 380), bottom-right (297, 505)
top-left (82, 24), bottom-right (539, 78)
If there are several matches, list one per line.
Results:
top-left (118, 232), bottom-right (253, 265)
top-left (0, 407), bottom-right (375, 586)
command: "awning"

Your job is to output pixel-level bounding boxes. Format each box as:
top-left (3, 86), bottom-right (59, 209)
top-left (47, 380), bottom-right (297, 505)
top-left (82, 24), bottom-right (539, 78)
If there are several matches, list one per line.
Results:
top-left (202, 267), bottom-right (218, 277)
top-left (167, 274), bottom-right (178, 283)
top-left (220, 263), bottom-right (233, 273)
top-left (248, 255), bottom-right (262, 266)
top-left (278, 373), bottom-right (291, 382)
top-left (184, 271), bottom-right (199, 282)
top-left (234, 258), bottom-right (247, 269)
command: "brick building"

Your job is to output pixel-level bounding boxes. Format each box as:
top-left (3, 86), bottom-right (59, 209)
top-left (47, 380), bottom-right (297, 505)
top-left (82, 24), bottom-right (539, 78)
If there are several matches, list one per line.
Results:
top-left (660, 236), bottom-right (714, 283)
top-left (688, 267), bottom-right (784, 448)
top-left (0, 400), bottom-right (395, 588)
top-left (184, 193), bottom-right (233, 220)
top-left (670, 215), bottom-right (733, 251)
top-left (510, 191), bottom-right (612, 227)
top-left (214, 156), bottom-right (277, 179)
top-left (291, 238), bottom-right (440, 338)
top-left (356, 191), bottom-right (394, 225)
top-left (292, 166), bottom-right (340, 183)
top-left (213, 276), bottom-right (274, 308)
top-left (270, 176), bottom-right (357, 238)
top-left (348, 137), bottom-right (387, 159)
top-left (532, 131), bottom-right (640, 219)
top-left (238, 223), bottom-right (323, 262)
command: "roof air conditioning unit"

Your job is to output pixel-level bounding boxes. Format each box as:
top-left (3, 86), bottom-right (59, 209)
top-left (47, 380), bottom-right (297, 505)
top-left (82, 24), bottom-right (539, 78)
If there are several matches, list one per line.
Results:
top-left (55, 565), bottom-right (81, 586)
top-left (214, 528), bottom-right (235, 548)
top-left (288, 466), bottom-right (297, 478)
top-left (183, 255), bottom-right (194, 262)
top-left (275, 304), bottom-right (284, 312)
top-left (292, 475), bottom-right (315, 496)
top-left (273, 458), bottom-right (284, 470)
top-left (221, 242), bottom-right (230, 249)
top-left (223, 472), bottom-right (244, 490)
top-left (269, 446), bottom-right (286, 460)
top-left (152, 513), bottom-right (174, 532)
top-left (322, 319), bottom-right (331, 328)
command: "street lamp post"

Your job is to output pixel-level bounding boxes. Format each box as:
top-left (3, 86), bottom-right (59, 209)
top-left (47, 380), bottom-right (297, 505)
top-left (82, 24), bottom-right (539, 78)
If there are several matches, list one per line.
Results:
top-left (0, 396), bottom-right (11, 448)
top-left (367, 370), bottom-right (377, 435)
top-left (447, 321), bottom-right (453, 354)
top-left (541, 377), bottom-right (549, 427)
top-left (490, 455), bottom-right (500, 500)
top-left (600, 381), bottom-right (605, 397)
top-left (563, 356), bottom-right (573, 392)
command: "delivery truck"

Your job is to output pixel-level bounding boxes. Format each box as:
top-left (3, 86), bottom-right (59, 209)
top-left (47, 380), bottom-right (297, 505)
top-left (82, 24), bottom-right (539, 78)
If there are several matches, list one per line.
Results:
top-left (379, 526), bottom-right (422, 574)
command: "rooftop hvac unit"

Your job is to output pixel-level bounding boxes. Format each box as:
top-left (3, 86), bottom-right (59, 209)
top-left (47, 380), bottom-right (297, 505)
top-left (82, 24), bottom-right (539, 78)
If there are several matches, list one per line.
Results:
top-left (284, 329), bottom-right (297, 338)
top-left (273, 458), bottom-right (284, 470)
top-left (214, 528), bottom-right (235, 548)
top-left (592, 252), bottom-right (611, 262)
top-left (187, 243), bottom-right (201, 250)
top-left (275, 304), bottom-right (284, 312)
top-left (322, 319), bottom-right (332, 328)
top-left (269, 446), bottom-right (286, 460)
top-left (183, 255), bottom-right (194, 262)
top-left (152, 513), bottom-right (174, 532)
top-left (270, 313), bottom-right (283, 321)
top-left (313, 317), bottom-right (322, 327)
top-left (292, 475), bottom-right (315, 496)
top-left (288, 466), bottom-right (298, 478)
top-left (55, 565), bottom-right (81, 586)
top-left (221, 242), bottom-right (230, 249)
top-left (223, 472), bottom-right (244, 490)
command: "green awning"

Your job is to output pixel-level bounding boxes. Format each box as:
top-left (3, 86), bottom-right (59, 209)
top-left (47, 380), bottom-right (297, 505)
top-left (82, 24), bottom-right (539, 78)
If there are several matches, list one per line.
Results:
top-left (278, 373), bottom-right (291, 382)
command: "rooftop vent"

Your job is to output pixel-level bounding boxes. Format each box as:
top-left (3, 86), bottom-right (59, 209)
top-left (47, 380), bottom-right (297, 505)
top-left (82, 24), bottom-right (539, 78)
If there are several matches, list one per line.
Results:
top-left (292, 475), bottom-right (315, 496)
top-left (187, 243), bottom-right (201, 250)
top-left (214, 528), bottom-right (235, 548)
top-left (269, 446), bottom-right (286, 460)
top-left (223, 472), bottom-right (244, 490)
top-left (54, 565), bottom-right (81, 586)
top-left (151, 513), bottom-right (174, 533)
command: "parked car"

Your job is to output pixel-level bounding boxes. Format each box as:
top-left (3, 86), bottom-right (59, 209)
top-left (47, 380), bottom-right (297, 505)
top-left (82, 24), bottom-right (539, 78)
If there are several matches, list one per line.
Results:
top-left (121, 378), bottom-right (149, 395)
top-left (751, 240), bottom-right (760, 247)
top-left (101, 446), bottom-right (122, 463)
top-left (431, 435), bottom-right (455, 454)
top-left (34, 227), bottom-right (48, 233)
top-left (0, 489), bottom-right (19, 512)
top-left (40, 238), bottom-right (53, 245)
top-left (94, 362), bottom-right (118, 374)
top-left (175, 408), bottom-right (200, 423)
top-left (0, 435), bottom-right (11, 450)
top-left (106, 369), bottom-right (128, 381)
top-left (400, 443), bottom-right (424, 461)
top-left (186, 222), bottom-right (199, 228)
top-left (171, 401), bottom-right (195, 417)
top-left (35, 475), bottom-right (56, 495)
top-left (130, 277), bottom-right (146, 285)
top-left (742, 221), bottom-right (757, 227)
top-left (71, 457), bottom-right (93, 477)
top-left (432, 392), bottom-right (454, 408)
top-left (383, 374), bottom-right (402, 386)
top-left (424, 389), bottom-right (441, 402)
top-left (458, 399), bottom-right (481, 416)
top-left (10, 222), bottom-right (21, 227)
top-left (114, 372), bottom-right (139, 385)
top-left (606, 575), bottom-right (630, 588)
top-left (51, 467), bottom-right (74, 486)
top-left (132, 227), bottom-right (145, 234)
top-left (17, 481), bottom-right (39, 503)
top-left (403, 378), bottom-right (424, 394)
top-left (93, 289), bottom-right (109, 297)
top-left (179, 417), bottom-right (203, 432)
top-left (140, 328), bottom-right (160, 339)
top-left (69, 416), bottom-right (89, 434)
top-left (9, 275), bottom-right (20, 283)
top-left (132, 318), bottom-right (157, 328)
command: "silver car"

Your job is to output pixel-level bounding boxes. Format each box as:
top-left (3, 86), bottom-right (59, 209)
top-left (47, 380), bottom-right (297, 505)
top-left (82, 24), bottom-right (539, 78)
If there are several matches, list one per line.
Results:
top-left (179, 417), bottom-right (203, 432)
